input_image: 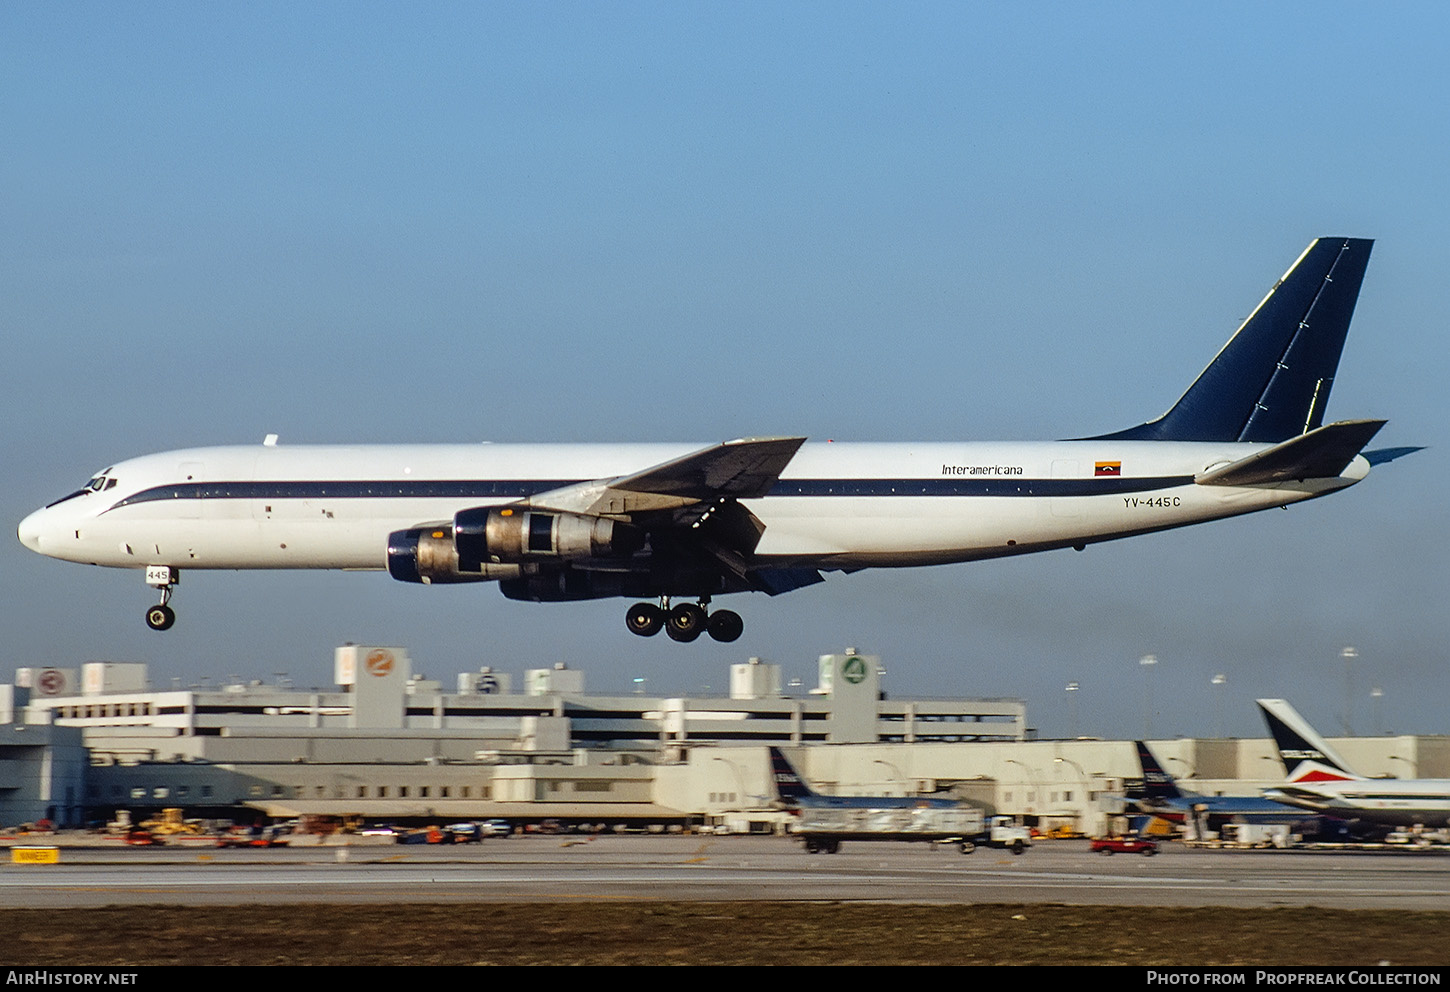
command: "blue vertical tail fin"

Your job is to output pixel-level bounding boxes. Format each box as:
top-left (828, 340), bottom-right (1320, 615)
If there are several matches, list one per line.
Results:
top-left (1135, 741), bottom-right (1187, 801)
top-left (1092, 238), bottom-right (1373, 443)
top-left (769, 746), bottom-right (818, 802)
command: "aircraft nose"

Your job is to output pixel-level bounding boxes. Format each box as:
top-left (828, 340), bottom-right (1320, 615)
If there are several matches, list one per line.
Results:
top-left (17, 509), bottom-right (44, 553)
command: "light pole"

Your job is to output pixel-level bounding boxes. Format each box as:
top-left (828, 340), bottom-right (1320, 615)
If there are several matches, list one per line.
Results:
top-left (1005, 758), bottom-right (1040, 815)
top-left (1388, 754), bottom-right (1416, 778)
top-left (1140, 655), bottom-right (1157, 739)
top-left (1166, 755), bottom-right (1194, 780)
top-left (1211, 673), bottom-right (1227, 738)
top-left (1341, 646), bottom-right (1358, 735)
top-left (1371, 686), bottom-right (1384, 736)
top-left (1053, 756), bottom-right (1090, 834)
top-left (1065, 682), bottom-right (1080, 739)
top-left (874, 759), bottom-right (904, 796)
top-left (710, 756), bottom-right (747, 808)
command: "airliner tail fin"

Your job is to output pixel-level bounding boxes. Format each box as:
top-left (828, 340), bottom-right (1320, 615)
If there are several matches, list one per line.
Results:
top-left (1093, 238), bottom-right (1373, 443)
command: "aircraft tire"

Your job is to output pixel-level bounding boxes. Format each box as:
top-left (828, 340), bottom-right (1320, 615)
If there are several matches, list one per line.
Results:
top-left (665, 603), bottom-right (706, 642)
top-left (625, 603), bottom-right (664, 637)
top-left (959, 841), bottom-right (976, 854)
top-left (706, 609), bottom-right (743, 643)
top-left (145, 605), bottom-right (176, 631)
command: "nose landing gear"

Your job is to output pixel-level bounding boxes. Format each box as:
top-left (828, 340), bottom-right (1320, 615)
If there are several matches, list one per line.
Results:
top-left (144, 566), bottom-right (178, 631)
top-left (624, 598), bottom-right (743, 643)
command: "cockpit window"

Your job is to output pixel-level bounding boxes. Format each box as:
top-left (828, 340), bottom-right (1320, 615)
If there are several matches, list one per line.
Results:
top-left (45, 468), bottom-right (117, 507)
top-left (45, 489), bottom-right (89, 507)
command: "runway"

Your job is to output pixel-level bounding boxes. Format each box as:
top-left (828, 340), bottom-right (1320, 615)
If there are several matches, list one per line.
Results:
top-left (5, 835), bottom-right (1450, 910)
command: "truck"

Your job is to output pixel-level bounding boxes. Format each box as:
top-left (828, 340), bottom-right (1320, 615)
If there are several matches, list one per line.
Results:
top-left (793, 808), bottom-right (1031, 855)
top-left (981, 815), bottom-right (1033, 854)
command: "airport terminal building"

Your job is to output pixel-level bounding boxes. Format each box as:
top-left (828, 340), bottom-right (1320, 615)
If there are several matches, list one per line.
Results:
top-left (5, 645), bottom-right (1448, 836)
top-left (4, 646), bottom-right (1032, 829)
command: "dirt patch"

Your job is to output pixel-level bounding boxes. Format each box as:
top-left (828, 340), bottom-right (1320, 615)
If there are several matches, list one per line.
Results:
top-left (4, 902), bottom-right (1446, 966)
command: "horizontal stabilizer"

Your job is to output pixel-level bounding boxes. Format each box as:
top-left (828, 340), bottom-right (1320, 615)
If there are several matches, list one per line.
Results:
top-left (1195, 419), bottom-right (1385, 487)
top-left (1363, 445), bottom-right (1424, 466)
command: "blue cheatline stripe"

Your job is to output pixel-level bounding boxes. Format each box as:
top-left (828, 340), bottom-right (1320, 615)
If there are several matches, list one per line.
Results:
top-left (108, 480), bottom-right (581, 509)
top-left (106, 475), bottom-right (1195, 510)
top-left (769, 477), bottom-right (1190, 496)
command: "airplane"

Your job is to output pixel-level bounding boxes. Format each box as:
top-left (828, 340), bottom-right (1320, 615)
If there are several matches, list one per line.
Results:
top-left (768, 745), bottom-right (957, 810)
top-left (18, 237), bottom-right (1412, 642)
top-left (1129, 739), bottom-right (1320, 829)
top-left (1258, 699), bottom-right (1450, 830)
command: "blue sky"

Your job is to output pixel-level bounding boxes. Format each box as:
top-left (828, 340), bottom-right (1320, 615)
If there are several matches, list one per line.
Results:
top-left (3, 2), bottom-right (1446, 741)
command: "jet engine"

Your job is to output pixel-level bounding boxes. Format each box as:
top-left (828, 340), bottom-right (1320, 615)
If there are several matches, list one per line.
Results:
top-left (386, 525), bottom-right (521, 585)
top-left (388, 507), bottom-right (644, 585)
top-left (453, 506), bottom-right (643, 569)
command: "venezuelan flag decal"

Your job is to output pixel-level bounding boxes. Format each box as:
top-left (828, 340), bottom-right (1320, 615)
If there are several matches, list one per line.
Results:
top-left (1094, 461), bottom-right (1122, 477)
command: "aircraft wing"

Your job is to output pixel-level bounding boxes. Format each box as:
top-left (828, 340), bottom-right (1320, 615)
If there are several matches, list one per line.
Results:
top-left (609, 436), bottom-right (807, 502)
top-left (1195, 419), bottom-right (1386, 487)
top-left (525, 436), bottom-right (807, 517)
top-left (516, 437), bottom-right (819, 592)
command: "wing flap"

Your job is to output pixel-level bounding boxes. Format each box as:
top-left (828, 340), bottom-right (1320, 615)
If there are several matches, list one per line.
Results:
top-left (610, 436), bottom-right (806, 500)
top-left (1195, 419), bottom-right (1386, 487)
top-left (530, 436), bottom-right (806, 516)
top-left (747, 567), bottom-right (826, 596)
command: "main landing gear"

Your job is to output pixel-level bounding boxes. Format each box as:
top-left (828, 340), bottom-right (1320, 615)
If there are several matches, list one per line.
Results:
top-left (144, 565), bottom-right (178, 631)
top-left (625, 598), bottom-right (743, 643)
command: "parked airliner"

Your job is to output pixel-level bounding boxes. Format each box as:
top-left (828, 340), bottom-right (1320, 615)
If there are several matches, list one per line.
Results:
top-left (1130, 740), bottom-right (1312, 822)
top-left (768, 746), bottom-right (957, 811)
top-left (18, 238), bottom-right (1409, 641)
top-left (1259, 699), bottom-right (1450, 830)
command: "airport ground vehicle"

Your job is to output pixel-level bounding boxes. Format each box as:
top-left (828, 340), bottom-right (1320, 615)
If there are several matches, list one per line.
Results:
top-left (796, 806), bottom-right (984, 854)
top-left (442, 821), bottom-right (512, 841)
top-left (794, 808), bottom-right (1033, 855)
top-left (1091, 836), bottom-right (1159, 856)
top-left (982, 816), bottom-right (1032, 854)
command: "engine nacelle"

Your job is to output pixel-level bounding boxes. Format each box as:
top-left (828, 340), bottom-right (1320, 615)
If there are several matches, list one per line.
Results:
top-left (387, 526), bottom-right (522, 585)
top-left (453, 506), bottom-right (643, 569)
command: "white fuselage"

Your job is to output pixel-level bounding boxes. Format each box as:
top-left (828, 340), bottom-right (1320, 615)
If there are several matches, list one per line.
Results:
top-left (1266, 780), bottom-right (1450, 829)
top-left (18, 439), bottom-right (1367, 575)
